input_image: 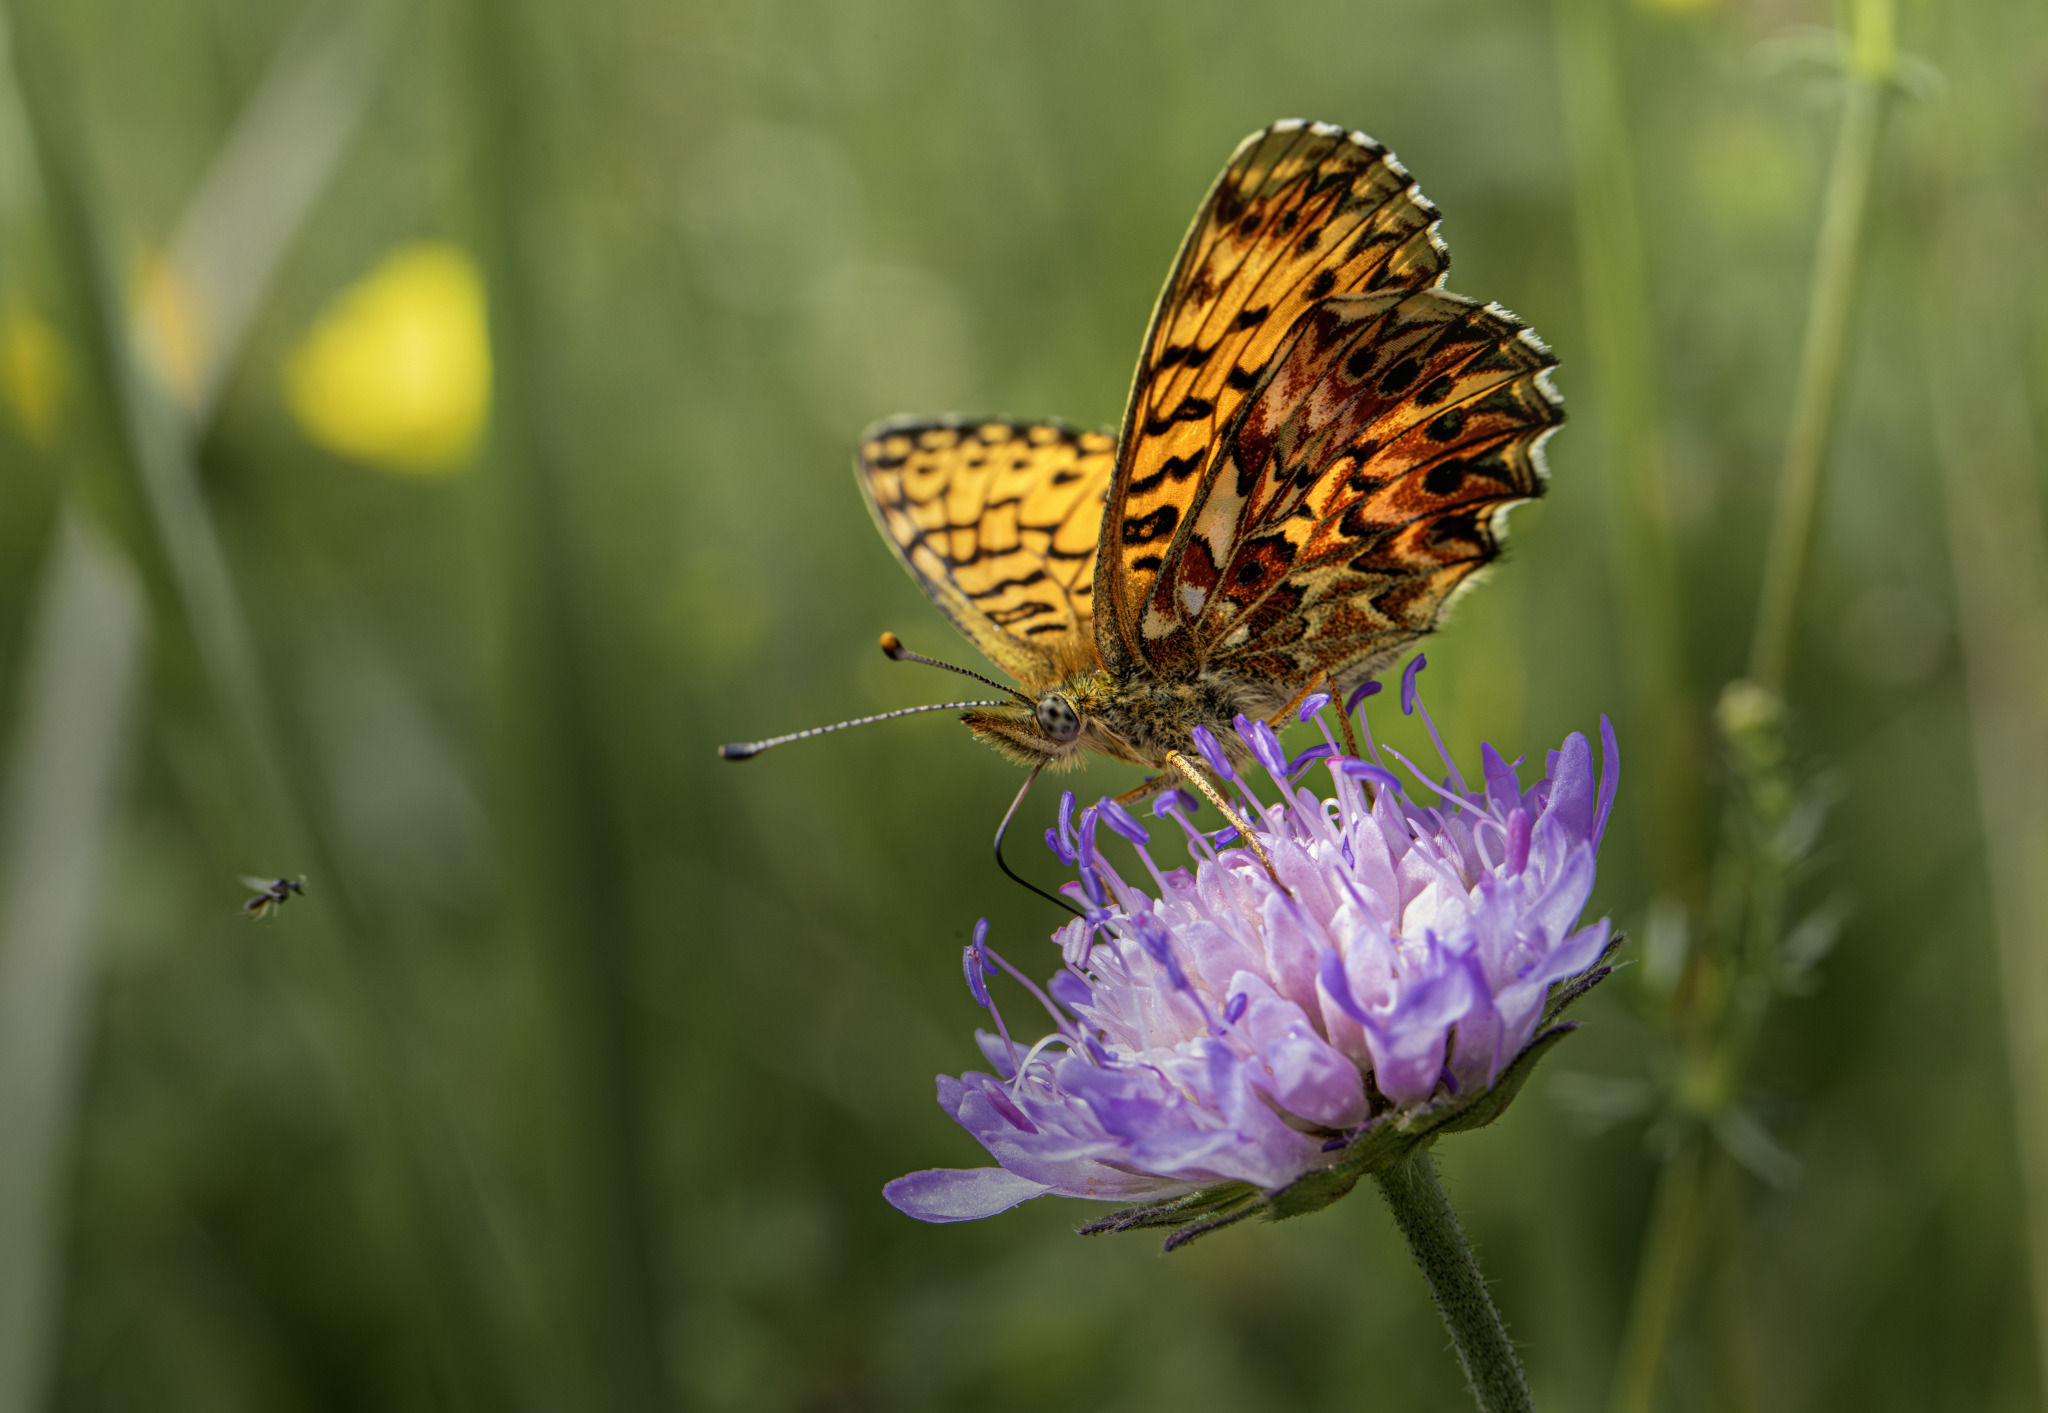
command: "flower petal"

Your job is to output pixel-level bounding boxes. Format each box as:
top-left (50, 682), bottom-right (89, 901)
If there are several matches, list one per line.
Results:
top-left (884, 1167), bottom-right (1051, 1222)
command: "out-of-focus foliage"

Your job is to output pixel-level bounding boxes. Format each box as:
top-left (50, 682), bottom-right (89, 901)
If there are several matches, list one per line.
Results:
top-left (0, 0), bottom-right (2040, 1410)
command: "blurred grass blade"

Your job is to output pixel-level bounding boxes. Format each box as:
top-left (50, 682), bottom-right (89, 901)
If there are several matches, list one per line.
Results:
top-left (0, 2), bottom-right (524, 1406)
top-left (1746, 0), bottom-right (1894, 692)
top-left (1550, 0), bottom-right (1700, 895)
top-left (1607, 1133), bottom-right (1709, 1413)
top-left (1598, 0), bottom-right (1897, 1406)
top-left (0, 6), bottom-right (377, 1404)
top-left (457, 2), bottom-right (671, 1407)
top-left (0, 514), bottom-right (143, 1413)
top-left (1924, 22), bottom-right (2048, 1397)
top-left (148, 1), bottom-right (392, 422)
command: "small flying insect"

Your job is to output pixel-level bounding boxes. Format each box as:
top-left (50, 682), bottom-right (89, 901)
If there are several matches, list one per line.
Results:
top-left (241, 875), bottom-right (306, 919)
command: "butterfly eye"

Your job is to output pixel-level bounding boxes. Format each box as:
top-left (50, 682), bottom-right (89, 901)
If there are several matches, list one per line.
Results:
top-left (1036, 694), bottom-right (1082, 743)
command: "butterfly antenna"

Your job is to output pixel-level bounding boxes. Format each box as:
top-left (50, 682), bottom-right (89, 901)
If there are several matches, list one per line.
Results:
top-left (719, 700), bottom-right (1007, 760)
top-left (994, 763), bottom-right (1084, 917)
top-left (880, 632), bottom-right (1033, 707)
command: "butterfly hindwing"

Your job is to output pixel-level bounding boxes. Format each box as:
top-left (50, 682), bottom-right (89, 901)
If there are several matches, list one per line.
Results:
top-left (857, 418), bottom-right (1114, 688)
top-left (1097, 119), bottom-right (1452, 679)
top-left (1154, 289), bottom-right (1562, 697)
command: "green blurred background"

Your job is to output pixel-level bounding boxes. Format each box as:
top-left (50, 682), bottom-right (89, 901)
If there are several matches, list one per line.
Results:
top-left (0, 0), bottom-right (2042, 1409)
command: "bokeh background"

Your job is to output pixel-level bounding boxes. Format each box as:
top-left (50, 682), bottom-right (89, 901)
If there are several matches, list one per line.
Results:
top-left (0, 0), bottom-right (2043, 1409)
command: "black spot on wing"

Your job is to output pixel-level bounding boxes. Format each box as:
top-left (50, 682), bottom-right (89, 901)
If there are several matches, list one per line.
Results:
top-left (1426, 508), bottom-right (1489, 555)
top-left (1143, 395), bottom-right (1217, 437)
top-left (1377, 357), bottom-right (1423, 395)
top-left (1423, 461), bottom-right (1467, 497)
top-left (1127, 451), bottom-right (1206, 497)
top-left (1122, 505), bottom-right (1181, 546)
top-left (965, 569), bottom-right (1052, 600)
top-left (1424, 408), bottom-right (1467, 442)
top-left (987, 600), bottom-right (1062, 626)
top-left (1416, 374), bottom-right (1456, 406)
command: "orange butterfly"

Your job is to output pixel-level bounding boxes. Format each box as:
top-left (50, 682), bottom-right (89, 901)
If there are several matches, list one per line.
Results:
top-left (725, 120), bottom-right (1563, 891)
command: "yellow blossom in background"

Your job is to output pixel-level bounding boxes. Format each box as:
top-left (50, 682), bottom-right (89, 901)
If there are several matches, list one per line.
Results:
top-left (136, 254), bottom-right (204, 407)
top-left (1, 310), bottom-right (67, 446)
top-left (284, 242), bottom-right (490, 474)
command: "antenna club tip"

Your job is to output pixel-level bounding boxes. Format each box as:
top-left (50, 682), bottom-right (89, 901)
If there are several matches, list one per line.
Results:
top-left (718, 743), bottom-right (758, 761)
top-left (879, 631), bottom-right (905, 658)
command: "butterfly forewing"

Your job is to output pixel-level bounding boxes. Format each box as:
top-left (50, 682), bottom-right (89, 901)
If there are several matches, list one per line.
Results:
top-left (858, 418), bottom-right (1114, 687)
top-left (1097, 120), bottom-right (1452, 679)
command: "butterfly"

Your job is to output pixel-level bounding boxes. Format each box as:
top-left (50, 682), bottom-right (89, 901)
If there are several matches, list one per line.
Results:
top-left (851, 120), bottom-right (1563, 796)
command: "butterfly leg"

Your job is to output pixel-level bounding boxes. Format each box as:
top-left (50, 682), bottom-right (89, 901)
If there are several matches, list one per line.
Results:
top-left (1266, 671), bottom-right (1332, 731)
top-left (1268, 671), bottom-right (1362, 756)
top-left (1164, 751), bottom-right (1288, 894)
top-left (1334, 707), bottom-right (1362, 759)
top-left (1258, 670), bottom-right (1362, 758)
top-left (1112, 773), bottom-right (1175, 807)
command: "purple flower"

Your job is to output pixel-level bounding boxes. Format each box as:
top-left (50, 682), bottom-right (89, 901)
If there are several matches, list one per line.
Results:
top-left (886, 701), bottom-right (1621, 1232)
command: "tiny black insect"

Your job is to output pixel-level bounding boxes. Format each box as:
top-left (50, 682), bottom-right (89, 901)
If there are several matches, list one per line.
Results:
top-left (240, 875), bottom-right (306, 919)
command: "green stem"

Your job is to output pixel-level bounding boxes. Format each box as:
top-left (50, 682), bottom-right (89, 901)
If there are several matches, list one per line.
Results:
top-left (1374, 1151), bottom-right (1534, 1413)
top-left (1922, 6), bottom-right (2048, 1390)
top-left (1550, 0), bottom-right (1701, 896)
top-left (0, 516), bottom-right (145, 1413)
top-left (1746, 0), bottom-right (1894, 692)
top-left (457, 4), bottom-right (671, 1407)
top-left (1607, 1135), bottom-right (1710, 1413)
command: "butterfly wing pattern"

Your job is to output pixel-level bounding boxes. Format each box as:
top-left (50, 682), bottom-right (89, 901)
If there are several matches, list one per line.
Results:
top-left (1096, 119), bottom-right (1563, 704)
top-left (857, 418), bottom-right (1115, 688)
top-left (830, 119), bottom-right (1563, 785)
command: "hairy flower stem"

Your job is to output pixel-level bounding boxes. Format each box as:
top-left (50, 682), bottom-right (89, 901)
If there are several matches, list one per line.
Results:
top-left (1374, 1152), bottom-right (1534, 1413)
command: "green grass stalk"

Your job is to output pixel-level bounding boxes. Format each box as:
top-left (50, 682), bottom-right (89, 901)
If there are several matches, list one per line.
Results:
top-left (1606, 1135), bottom-right (1709, 1413)
top-left (1922, 13), bottom-right (2048, 1391)
top-left (0, 517), bottom-right (144, 1413)
top-left (1549, 0), bottom-right (1701, 897)
top-left (1, 3), bottom-right (521, 1406)
top-left (456, 4), bottom-right (672, 1407)
top-left (1746, 0), bottom-right (1894, 693)
top-left (1602, 1), bottom-right (1896, 1404)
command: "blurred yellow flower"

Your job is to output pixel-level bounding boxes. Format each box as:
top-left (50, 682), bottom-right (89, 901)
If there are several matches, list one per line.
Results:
top-left (1, 309), bottom-right (67, 446)
top-left (285, 242), bottom-right (490, 474)
top-left (136, 254), bottom-right (203, 408)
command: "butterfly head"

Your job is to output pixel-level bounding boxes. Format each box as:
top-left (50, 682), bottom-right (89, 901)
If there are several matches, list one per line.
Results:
top-left (961, 690), bottom-right (1093, 770)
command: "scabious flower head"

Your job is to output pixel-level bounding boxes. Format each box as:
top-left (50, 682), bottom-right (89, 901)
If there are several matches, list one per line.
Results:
top-left (887, 662), bottom-right (1620, 1240)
